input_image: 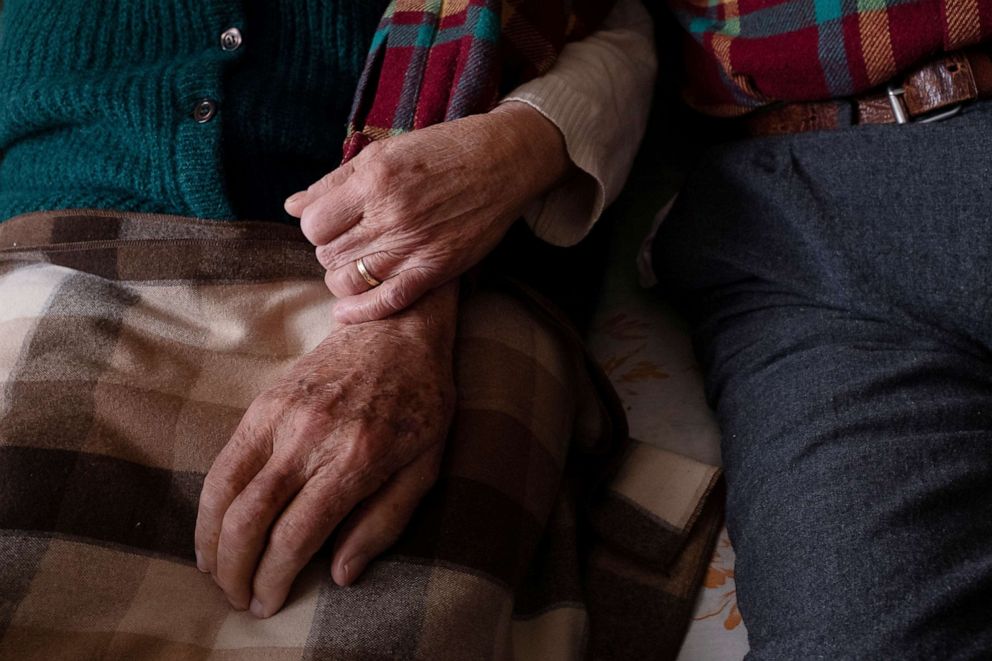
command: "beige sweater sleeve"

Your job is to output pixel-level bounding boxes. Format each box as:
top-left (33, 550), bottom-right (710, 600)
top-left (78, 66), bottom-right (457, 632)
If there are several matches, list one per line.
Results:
top-left (499, 0), bottom-right (657, 247)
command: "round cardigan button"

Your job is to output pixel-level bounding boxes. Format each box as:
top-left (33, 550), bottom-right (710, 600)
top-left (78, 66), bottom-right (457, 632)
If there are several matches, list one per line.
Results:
top-left (220, 27), bottom-right (243, 52)
top-left (193, 99), bottom-right (218, 123)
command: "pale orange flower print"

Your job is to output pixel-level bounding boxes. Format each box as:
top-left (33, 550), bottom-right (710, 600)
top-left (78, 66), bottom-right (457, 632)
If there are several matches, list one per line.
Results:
top-left (597, 312), bottom-right (649, 342)
top-left (695, 535), bottom-right (742, 630)
top-left (595, 313), bottom-right (670, 389)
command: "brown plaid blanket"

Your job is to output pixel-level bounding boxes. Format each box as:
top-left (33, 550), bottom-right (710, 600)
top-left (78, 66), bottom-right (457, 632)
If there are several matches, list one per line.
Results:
top-left (0, 210), bottom-right (722, 660)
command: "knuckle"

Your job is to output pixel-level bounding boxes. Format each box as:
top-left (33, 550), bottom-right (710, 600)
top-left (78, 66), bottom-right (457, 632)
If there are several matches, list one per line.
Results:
top-left (315, 244), bottom-right (336, 270)
top-left (378, 285), bottom-right (407, 313)
top-left (201, 471), bottom-right (231, 501)
top-left (340, 442), bottom-right (393, 488)
top-left (292, 399), bottom-right (334, 430)
top-left (268, 521), bottom-right (310, 564)
top-left (230, 412), bottom-right (264, 445)
top-left (300, 210), bottom-right (325, 244)
top-left (411, 260), bottom-right (442, 278)
top-left (336, 440), bottom-right (371, 475)
top-left (324, 269), bottom-right (348, 297)
top-left (263, 462), bottom-right (301, 491)
top-left (225, 507), bottom-right (261, 541)
top-left (367, 155), bottom-right (399, 183)
top-left (308, 173), bottom-right (334, 195)
top-left (364, 140), bottom-right (387, 157)
top-left (285, 377), bottom-right (345, 415)
top-left (354, 140), bottom-right (385, 165)
top-left (247, 389), bottom-right (280, 413)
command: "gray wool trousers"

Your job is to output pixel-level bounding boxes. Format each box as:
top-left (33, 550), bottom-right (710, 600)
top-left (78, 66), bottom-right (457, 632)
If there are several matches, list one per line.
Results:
top-left (655, 101), bottom-right (992, 659)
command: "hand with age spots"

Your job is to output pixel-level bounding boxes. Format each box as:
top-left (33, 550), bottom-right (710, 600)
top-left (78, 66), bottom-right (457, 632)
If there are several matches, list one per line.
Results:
top-left (194, 284), bottom-right (458, 619)
top-left (284, 101), bottom-right (572, 324)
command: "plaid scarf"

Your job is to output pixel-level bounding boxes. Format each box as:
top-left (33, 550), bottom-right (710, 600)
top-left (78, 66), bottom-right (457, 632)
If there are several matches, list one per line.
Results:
top-left (343, 0), bottom-right (615, 161)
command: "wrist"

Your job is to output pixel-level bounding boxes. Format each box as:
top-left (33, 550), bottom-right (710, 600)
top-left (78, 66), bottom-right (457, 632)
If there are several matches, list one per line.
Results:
top-left (489, 101), bottom-right (573, 197)
top-left (345, 281), bottom-right (459, 355)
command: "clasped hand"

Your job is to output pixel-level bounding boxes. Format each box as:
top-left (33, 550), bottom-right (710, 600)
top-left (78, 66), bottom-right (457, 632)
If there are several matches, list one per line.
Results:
top-left (194, 103), bottom-right (569, 620)
top-left (285, 102), bottom-right (570, 324)
top-left (194, 291), bottom-right (456, 619)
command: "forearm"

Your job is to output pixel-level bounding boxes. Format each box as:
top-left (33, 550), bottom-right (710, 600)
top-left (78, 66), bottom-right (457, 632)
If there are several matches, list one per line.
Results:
top-left (500, 0), bottom-right (658, 246)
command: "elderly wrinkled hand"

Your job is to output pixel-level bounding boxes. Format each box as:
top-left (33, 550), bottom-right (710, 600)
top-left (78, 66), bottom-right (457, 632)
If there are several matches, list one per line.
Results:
top-left (193, 285), bottom-right (457, 618)
top-left (284, 101), bottom-right (571, 324)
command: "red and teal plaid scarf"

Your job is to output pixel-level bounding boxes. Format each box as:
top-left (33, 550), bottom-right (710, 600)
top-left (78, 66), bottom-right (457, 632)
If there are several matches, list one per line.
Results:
top-left (342, 0), bottom-right (615, 162)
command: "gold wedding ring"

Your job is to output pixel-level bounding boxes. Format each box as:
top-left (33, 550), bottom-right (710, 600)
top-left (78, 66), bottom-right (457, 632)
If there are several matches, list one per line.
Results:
top-left (356, 257), bottom-right (382, 288)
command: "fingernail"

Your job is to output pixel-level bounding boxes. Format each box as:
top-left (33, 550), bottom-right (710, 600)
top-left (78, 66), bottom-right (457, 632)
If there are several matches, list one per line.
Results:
top-left (249, 597), bottom-right (267, 619)
top-left (285, 192), bottom-right (304, 206)
top-left (195, 550), bottom-right (208, 573)
top-left (343, 555), bottom-right (368, 586)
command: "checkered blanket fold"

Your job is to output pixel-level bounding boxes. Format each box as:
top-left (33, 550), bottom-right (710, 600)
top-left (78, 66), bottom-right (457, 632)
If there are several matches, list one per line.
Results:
top-left (0, 210), bottom-right (722, 660)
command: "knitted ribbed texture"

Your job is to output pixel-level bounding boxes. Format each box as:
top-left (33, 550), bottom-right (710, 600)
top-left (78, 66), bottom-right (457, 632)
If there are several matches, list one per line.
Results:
top-left (0, 0), bottom-right (388, 222)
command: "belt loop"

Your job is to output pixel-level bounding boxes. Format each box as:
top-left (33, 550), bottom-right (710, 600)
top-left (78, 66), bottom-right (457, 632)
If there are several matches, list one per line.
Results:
top-left (836, 100), bottom-right (855, 128)
top-left (886, 85), bottom-right (910, 124)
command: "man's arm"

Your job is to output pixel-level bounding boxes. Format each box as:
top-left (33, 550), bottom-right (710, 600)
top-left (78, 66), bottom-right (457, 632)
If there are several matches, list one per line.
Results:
top-left (194, 282), bottom-right (459, 618)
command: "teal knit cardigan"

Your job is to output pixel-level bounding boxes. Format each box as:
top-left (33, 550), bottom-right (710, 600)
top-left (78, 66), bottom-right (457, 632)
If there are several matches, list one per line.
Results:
top-left (0, 0), bottom-right (389, 222)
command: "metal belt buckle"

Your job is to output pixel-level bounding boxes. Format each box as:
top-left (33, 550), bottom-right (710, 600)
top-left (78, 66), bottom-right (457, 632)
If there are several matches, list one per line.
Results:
top-left (887, 84), bottom-right (963, 124)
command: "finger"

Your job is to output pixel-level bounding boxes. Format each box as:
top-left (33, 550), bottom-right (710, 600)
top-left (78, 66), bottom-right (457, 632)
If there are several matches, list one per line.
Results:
top-left (299, 191), bottom-right (367, 249)
top-left (323, 250), bottom-right (404, 298)
top-left (248, 468), bottom-right (383, 618)
top-left (313, 224), bottom-right (376, 273)
top-left (195, 410), bottom-right (273, 575)
top-left (333, 269), bottom-right (434, 324)
top-left (284, 159), bottom-right (357, 219)
top-left (214, 459), bottom-right (307, 610)
top-left (330, 449), bottom-right (442, 587)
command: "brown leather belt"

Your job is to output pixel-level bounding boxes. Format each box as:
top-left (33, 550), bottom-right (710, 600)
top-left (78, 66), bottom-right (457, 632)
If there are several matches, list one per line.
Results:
top-left (744, 46), bottom-right (992, 136)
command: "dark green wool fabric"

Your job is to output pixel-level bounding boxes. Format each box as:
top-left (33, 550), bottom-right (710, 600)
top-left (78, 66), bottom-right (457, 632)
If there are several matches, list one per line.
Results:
top-left (0, 0), bottom-right (389, 222)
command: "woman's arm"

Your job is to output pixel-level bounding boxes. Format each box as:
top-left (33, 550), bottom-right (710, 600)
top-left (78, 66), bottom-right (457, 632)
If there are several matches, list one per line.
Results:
top-left (285, 102), bottom-right (572, 324)
top-left (502, 0), bottom-right (657, 247)
top-left (285, 0), bottom-right (657, 324)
